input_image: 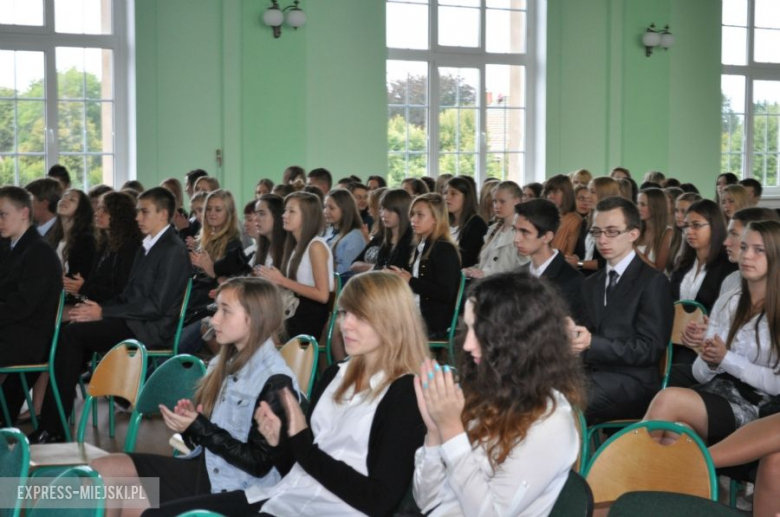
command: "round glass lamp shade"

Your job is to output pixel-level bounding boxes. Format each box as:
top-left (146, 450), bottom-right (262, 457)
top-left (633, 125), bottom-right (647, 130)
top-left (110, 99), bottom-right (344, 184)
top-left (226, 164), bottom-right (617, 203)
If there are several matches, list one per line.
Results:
top-left (263, 7), bottom-right (284, 27)
top-left (286, 8), bottom-right (306, 28)
top-left (642, 30), bottom-right (661, 48)
top-left (660, 32), bottom-right (675, 49)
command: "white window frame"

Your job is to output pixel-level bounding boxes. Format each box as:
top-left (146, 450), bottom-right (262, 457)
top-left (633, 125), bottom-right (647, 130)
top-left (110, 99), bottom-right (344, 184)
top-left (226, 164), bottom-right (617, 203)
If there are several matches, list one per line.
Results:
top-left (387, 0), bottom-right (543, 185)
top-left (0, 0), bottom-right (130, 187)
top-left (721, 0), bottom-right (780, 197)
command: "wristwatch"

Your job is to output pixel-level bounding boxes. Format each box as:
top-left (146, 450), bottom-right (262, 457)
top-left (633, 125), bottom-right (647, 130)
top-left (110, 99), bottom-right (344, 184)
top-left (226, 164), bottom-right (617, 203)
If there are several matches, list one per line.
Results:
top-left (577, 261), bottom-right (584, 269)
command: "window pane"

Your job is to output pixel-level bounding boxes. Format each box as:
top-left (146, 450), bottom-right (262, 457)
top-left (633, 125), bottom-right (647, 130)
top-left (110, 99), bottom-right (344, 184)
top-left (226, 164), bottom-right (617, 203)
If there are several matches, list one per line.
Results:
top-left (18, 154), bottom-right (45, 185)
top-left (439, 67), bottom-right (479, 108)
top-left (722, 0), bottom-right (747, 26)
top-left (752, 81), bottom-right (780, 187)
top-left (439, 0), bottom-right (479, 6)
top-left (487, 64), bottom-right (525, 108)
top-left (722, 75), bottom-right (746, 113)
top-left (87, 154), bottom-right (113, 188)
top-left (754, 80), bottom-right (780, 113)
top-left (486, 9), bottom-right (526, 53)
top-left (59, 154), bottom-right (85, 189)
top-left (55, 0), bottom-right (113, 35)
top-left (86, 101), bottom-right (114, 153)
top-left (0, 156), bottom-right (14, 184)
top-left (387, 60), bottom-right (428, 105)
top-left (440, 153), bottom-right (477, 177)
top-left (16, 51), bottom-right (45, 99)
top-left (57, 47), bottom-right (86, 99)
top-left (487, 0), bottom-right (526, 9)
top-left (722, 26), bottom-right (747, 65)
top-left (487, 152), bottom-right (524, 182)
top-left (388, 59), bottom-right (429, 184)
top-left (84, 48), bottom-right (113, 99)
top-left (754, 29), bottom-right (780, 63)
top-left (59, 101), bottom-right (85, 152)
top-left (17, 100), bottom-right (45, 153)
top-left (487, 107), bottom-right (524, 152)
top-left (438, 6), bottom-right (479, 48)
top-left (387, 2), bottom-right (428, 50)
top-left (0, 100), bottom-right (13, 152)
top-left (0, 0), bottom-right (44, 26)
top-left (756, 0), bottom-right (780, 29)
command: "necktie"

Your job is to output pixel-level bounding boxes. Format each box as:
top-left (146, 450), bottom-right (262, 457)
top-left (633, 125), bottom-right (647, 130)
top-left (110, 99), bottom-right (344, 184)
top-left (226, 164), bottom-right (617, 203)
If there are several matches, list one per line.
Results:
top-left (606, 270), bottom-right (619, 305)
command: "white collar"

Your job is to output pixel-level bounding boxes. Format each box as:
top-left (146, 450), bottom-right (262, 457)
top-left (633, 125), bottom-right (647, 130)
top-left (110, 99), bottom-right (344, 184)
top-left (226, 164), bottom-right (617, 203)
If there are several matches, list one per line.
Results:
top-left (530, 249), bottom-right (558, 278)
top-left (606, 249), bottom-right (636, 279)
top-left (142, 224), bottom-right (171, 255)
top-left (37, 217), bottom-right (56, 236)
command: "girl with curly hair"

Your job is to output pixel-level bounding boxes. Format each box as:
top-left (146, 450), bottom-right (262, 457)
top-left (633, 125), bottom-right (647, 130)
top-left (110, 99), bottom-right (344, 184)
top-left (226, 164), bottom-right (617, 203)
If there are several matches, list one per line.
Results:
top-left (52, 188), bottom-right (96, 281)
top-left (414, 272), bottom-right (586, 516)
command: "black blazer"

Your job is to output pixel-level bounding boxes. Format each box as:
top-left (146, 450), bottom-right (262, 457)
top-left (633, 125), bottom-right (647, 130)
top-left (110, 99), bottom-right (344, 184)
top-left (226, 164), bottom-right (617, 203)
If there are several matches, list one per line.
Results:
top-left (0, 226), bottom-right (63, 364)
top-left (409, 238), bottom-right (461, 338)
top-left (456, 215), bottom-right (488, 268)
top-left (102, 226), bottom-right (190, 348)
top-left (580, 254), bottom-right (674, 389)
top-left (670, 251), bottom-right (737, 314)
top-left (65, 231), bottom-right (96, 280)
top-left (80, 238), bottom-right (142, 303)
top-left (522, 252), bottom-right (585, 322)
top-left (375, 227), bottom-right (414, 271)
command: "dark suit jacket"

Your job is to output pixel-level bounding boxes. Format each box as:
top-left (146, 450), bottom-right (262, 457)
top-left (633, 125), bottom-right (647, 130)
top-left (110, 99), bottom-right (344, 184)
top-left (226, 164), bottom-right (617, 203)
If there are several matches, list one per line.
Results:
top-left (522, 252), bottom-right (585, 322)
top-left (409, 239), bottom-right (461, 338)
top-left (102, 226), bottom-right (190, 348)
top-left (670, 251), bottom-right (737, 313)
top-left (0, 226), bottom-right (63, 364)
top-left (457, 215), bottom-right (488, 268)
top-left (580, 254), bottom-right (674, 391)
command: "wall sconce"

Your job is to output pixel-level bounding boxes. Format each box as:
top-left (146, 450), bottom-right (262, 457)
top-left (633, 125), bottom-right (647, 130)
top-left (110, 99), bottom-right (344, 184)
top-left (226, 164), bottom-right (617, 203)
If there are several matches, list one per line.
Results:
top-left (262, 0), bottom-right (305, 39)
top-left (642, 23), bottom-right (674, 57)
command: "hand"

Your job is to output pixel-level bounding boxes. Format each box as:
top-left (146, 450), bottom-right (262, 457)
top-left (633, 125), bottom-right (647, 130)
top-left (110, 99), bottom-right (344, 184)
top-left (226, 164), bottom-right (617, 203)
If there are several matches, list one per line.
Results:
top-left (68, 300), bottom-right (102, 322)
top-left (280, 388), bottom-right (307, 437)
top-left (190, 249), bottom-right (216, 277)
top-left (255, 265), bottom-right (286, 287)
top-left (420, 359), bottom-right (464, 443)
top-left (63, 273), bottom-right (85, 295)
top-left (463, 268), bottom-right (484, 279)
top-left (173, 398), bottom-right (202, 416)
top-left (569, 318), bottom-right (592, 355)
top-left (414, 363), bottom-right (441, 447)
top-left (160, 404), bottom-right (198, 433)
top-left (701, 334), bottom-right (728, 367)
top-left (185, 236), bottom-right (198, 251)
top-left (565, 254), bottom-right (580, 267)
top-left (387, 266), bottom-right (412, 283)
top-left (255, 401), bottom-right (282, 447)
top-left (173, 211), bottom-right (190, 231)
top-left (681, 316), bottom-right (709, 350)
top-left (361, 223), bottom-right (370, 242)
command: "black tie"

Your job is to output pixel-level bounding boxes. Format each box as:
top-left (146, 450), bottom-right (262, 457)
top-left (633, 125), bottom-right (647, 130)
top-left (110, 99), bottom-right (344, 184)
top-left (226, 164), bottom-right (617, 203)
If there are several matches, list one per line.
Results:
top-left (606, 270), bottom-right (619, 304)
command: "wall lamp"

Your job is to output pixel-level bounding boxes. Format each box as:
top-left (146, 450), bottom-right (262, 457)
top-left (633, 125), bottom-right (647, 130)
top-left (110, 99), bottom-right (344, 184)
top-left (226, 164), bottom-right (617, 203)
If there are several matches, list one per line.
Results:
top-left (642, 23), bottom-right (674, 57)
top-left (262, 0), bottom-right (305, 38)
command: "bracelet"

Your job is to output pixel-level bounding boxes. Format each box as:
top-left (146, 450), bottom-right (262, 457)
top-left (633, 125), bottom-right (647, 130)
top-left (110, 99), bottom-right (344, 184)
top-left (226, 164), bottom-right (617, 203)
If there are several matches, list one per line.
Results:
top-left (577, 261), bottom-right (584, 269)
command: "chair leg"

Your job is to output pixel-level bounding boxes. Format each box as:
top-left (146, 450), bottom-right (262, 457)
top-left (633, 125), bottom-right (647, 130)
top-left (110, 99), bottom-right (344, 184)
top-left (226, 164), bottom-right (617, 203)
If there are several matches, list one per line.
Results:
top-left (729, 479), bottom-right (740, 508)
top-left (109, 395), bottom-right (115, 438)
top-left (0, 387), bottom-right (12, 427)
top-left (19, 373), bottom-right (38, 430)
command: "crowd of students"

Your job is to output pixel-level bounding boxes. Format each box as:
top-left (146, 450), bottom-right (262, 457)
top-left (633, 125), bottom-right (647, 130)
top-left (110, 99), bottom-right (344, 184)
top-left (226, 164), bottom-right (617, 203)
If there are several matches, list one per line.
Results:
top-left (1, 163), bottom-right (780, 516)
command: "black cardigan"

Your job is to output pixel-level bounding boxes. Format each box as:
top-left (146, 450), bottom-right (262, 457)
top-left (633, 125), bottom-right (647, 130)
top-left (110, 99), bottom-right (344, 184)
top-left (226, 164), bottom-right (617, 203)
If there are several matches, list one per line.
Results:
top-left (375, 227), bottom-right (414, 271)
top-left (409, 238), bottom-right (461, 338)
top-left (670, 251), bottom-right (737, 313)
top-left (456, 215), bottom-right (488, 268)
top-left (66, 231), bottom-right (96, 280)
top-left (285, 363), bottom-right (426, 517)
top-left (80, 238), bottom-right (141, 303)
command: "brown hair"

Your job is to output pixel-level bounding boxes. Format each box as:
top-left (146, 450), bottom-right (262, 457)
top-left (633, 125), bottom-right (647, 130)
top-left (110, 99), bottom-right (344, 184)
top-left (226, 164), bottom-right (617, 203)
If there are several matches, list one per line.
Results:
top-left (198, 189), bottom-right (241, 261)
top-left (281, 192), bottom-right (325, 281)
top-left (543, 174), bottom-right (576, 215)
top-left (325, 188), bottom-right (364, 250)
top-left (410, 193), bottom-right (458, 261)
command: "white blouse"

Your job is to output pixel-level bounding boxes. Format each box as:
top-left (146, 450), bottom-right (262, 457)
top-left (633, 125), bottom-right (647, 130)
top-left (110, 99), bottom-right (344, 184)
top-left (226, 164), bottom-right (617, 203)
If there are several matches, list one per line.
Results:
top-left (413, 391), bottom-right (578, 517)
top-left (693, 290), bottom-right (780, 396)
top-left (679, 258), bottom-right (707, 301)
top-left (287, 236), bottom-right (334, 292)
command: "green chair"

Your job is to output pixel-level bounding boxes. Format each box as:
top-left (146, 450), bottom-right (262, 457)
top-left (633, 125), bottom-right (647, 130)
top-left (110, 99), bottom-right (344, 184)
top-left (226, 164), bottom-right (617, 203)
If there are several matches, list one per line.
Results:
top-left (147, 279), bottom-right (194, 363)
top-left (175, 511), bottom-right (226, 517)
top-left (0, 428), bottom-right (30, 517)
top-left (609, 491), bottom-right (743, 517)
top-left (324, 272), bottom-right (342, 366)
top-left (280, 335), bottom-right (319, 399)
top-left (124, 354), bottom-right (206, 453)
top-left (573, 408), bottom-right (589, 474)
top-left (584, 420), bottom-right (718, 505)
top-left (0, 291), bottom-right (72, 441)
top-left (428, 271), bottom-right (467, 364)
top-left (549, 470), bottom-right (593, 517)
top-left (24, 465), bottom-right (104, 517)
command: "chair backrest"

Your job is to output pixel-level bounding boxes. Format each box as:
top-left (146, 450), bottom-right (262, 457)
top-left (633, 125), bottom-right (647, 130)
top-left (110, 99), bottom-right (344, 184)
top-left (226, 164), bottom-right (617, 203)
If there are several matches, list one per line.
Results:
top-left (609, 491), bottom-right (744, 517)
top-left (133, 354), bottom-right (206, 415)
top-left (25, 466), bottom-right (104, 517)
top-left (280, 335), bottom-right (318, 398)
top-left (87, 340), bottom-right (147, 404)
top-left (447, 271), bottom-right (468, 343)
top-left (172, 279), bottom-right (193, 354)
top-left (572, 409), bottom-right (589, 473)
top-left (584, 421), bottom-right (718, 504)
top-left (0, 428), bottom-right (30, 517)
top-left (671, 300), bottom-right (707, 346)
top-left (659, 341), bottom-right (674, 389)
top-left (549, 470), bottom-right (593, 517)
top-left (325, 272), bottom-right (342, 365)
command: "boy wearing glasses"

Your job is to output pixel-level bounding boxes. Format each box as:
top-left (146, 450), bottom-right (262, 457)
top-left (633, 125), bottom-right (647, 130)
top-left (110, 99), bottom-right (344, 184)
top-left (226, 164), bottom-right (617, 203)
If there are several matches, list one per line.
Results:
top-left (570, 196), bottom-right (674, 424)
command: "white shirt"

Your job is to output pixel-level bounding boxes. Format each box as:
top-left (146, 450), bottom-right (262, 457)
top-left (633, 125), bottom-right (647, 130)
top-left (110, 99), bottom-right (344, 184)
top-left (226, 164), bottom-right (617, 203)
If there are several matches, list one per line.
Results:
top-left (450, 226), bottom-right (460, 241)
top-left (247, 362), bottom-right (390, 515)
top-left (604, 250), bottom-right (635, 305)
top-left (412, 240), bottom-right (426, 307)
top-left (141, 224), bottom-right (171, 255)
top-left (584, 232), bottom-right (595, 261)
top-left (36, 217), bottom-right (56, 237)
top-left (287, 236), bottom-right (334, 291)
top-left (680, 258), bottom-right (707, 301)
top-left (529, 250), bottom-right (558, 278)
top-left (719, 269), bottom-right (741, 297)
top-left (413, 391), bottom-right (578, 517)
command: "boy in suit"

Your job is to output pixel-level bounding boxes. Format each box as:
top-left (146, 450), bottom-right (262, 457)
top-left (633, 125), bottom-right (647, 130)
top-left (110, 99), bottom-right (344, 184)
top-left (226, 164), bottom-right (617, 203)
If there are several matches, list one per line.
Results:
top-left (30, 187), bottom-right (191, 443)
top-left (570, 196), bottom-right (674, 424)
top-left (24, 177), bottom-right (62, 243)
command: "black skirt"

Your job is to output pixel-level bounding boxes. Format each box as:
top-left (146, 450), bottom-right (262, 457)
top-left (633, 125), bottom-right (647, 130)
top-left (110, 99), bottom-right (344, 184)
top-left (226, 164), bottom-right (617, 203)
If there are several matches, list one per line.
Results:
top-left (130, 452), bottom-right (211, 505)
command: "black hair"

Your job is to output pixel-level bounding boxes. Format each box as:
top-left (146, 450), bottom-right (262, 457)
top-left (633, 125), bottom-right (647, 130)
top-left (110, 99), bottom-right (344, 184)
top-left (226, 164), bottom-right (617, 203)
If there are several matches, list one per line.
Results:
top-left (47, 164), bottom-right (71, 186)
top-left (676, 199), bottom-right (728, 272)
top-left (594, 195), bottom-right (641, 230)
top-left (24, 177), bottom-right (62, 214)
top-left (680, 183), bottom-right (700, 194)
top-left (739, 178), bottom-right (763, 198)
top-left (139, 186), bottom-right (176, 222)
top-left (185, 169), bottom-right (209, 189)
top-left (307, 168), bottom-right (333, 190)
top-left (514, 198), bottom-right (561, 237)
top-left (367, 175), bottom-right (387, 188)
top-left (0, 185), bottom-right (33, 219)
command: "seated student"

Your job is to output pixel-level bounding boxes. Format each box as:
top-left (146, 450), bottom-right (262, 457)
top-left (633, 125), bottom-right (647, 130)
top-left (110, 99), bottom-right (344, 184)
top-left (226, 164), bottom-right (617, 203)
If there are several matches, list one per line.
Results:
top-left (47, 164), bottom-right (72, 190)
top-left (0, 186), bottom-right (63, 426)
top-left (91, 277), bottom-right (300, 517)
top-left (565, 177), bottom-right (621, 274)
top-left (570, 168), bottom-right (593, 189)
top-left (29, 187), bottom-right (191, 443)
top-left (257, 192), bottom-right (334, 340)
top-left (522, 182), bottom-right (543, 201)
top-left (435, 174), bottom-right (454, 196)
top-left (668, 192), bottom-right (702, 272)
top-left (193, 176), bottom-right (219, 195)
top-left (255, 178), bottom-right (274, 198)
top-left (389, 193), bottom-right (461, 340)
top-left (242, 200), bottom-right (260, 265)
top-left (350, 187), bottom-right (387, 273)
top-left (574, 184), bottom-right (591, 219)
top-left (366, 175), bottom-right (386, 191)
top-left (402, 177), bottom-right (430, 198)
top-left (721, 184), bottom-right (751, 222)
top-left (477, 179), bottom-right (498, 224)
top-left (306, 167), bottom-right (332, 194)
top-left (414, 273), bottom-right (584, 516)
top-left (347, 182), bottom-right (373, 231)
top-left (53, 189), bottom-right (96, 283)
top-left (570, 196), bottom-right (674, 423)
top-left (251, 193), bottom-right (286, 269)
top-left (322, 189), bottom-right (366, 278)
top-left (87, 184), bottom-right (114, 212)
top-left (282, 165), bottom-right (306, 186)
top-left (183, 169), bottom-right (209, 200)
top-left (610, 166), bottom-right (631, 181)
top-left (445, 177), bottom-right (488, 268)
top-left (514, 199), bottom-right (584, 319)
top-left (464, 181), bottom-right (528, 279)
top-left (373, 188), bottom-right (415, 271)
top-left (644, 221), bottom-right (780, 451)
top-left (25, 177), bottom-right (62, 245)
top-left (636, 187), bottom-right (674, 271)
top-left (182, 190), bottom-right (206, 248)
top-left (162, 177), bottom-right (192, 238)
top-left (739, 177), bottom-right (762, 206)
top-left (543, 174), bottom-right (582, 256)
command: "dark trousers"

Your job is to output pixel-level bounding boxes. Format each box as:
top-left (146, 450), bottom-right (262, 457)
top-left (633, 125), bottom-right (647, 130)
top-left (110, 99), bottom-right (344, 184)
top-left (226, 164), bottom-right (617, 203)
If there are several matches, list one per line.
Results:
top-left (39, 317), bottom-right (135, 435)
top-left (0, 329), bottom-right (50, 427)
top-left (140, 490), bottom-right (265, 517)
top-left (585, 370), bottom-right (658, 424)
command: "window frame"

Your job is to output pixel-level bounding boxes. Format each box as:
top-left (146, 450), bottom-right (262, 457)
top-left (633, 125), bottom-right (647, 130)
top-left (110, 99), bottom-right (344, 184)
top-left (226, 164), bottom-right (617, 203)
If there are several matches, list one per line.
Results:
top-left (0, 0), bottom-right (130, 188)
top-left (387, 0), bottom-right (540, 185)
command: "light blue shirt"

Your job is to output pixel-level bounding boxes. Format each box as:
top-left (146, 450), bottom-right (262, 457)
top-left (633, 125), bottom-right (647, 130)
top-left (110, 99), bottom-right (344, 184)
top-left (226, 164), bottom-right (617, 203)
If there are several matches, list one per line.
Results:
top-left (37, 217), bottom-right (56, 236)
top-left (331, 228), bottom-right (366, 275)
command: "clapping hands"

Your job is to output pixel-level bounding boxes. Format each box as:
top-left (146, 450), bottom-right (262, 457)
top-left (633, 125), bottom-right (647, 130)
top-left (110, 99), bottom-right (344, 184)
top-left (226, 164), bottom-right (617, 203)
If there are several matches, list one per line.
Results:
top-left (413, 359), bottom-right (464, 447)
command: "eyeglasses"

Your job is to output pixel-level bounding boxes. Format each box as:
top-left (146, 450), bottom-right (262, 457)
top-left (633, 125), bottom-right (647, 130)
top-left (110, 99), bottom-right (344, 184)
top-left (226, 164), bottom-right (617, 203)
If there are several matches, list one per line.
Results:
top-left (681, 223), bottom-right (710, 232)
top-left (588, 228), bottom-right (634, 239)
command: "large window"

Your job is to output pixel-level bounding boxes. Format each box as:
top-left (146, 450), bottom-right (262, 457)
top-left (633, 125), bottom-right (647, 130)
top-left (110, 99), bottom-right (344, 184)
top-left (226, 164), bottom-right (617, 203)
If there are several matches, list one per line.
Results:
top-left (0, 0), bottom-right (128, 189)
top-left (721, 0), bottom-right (780, 189)
top-left (387, 0), bottom-right (535, 186)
